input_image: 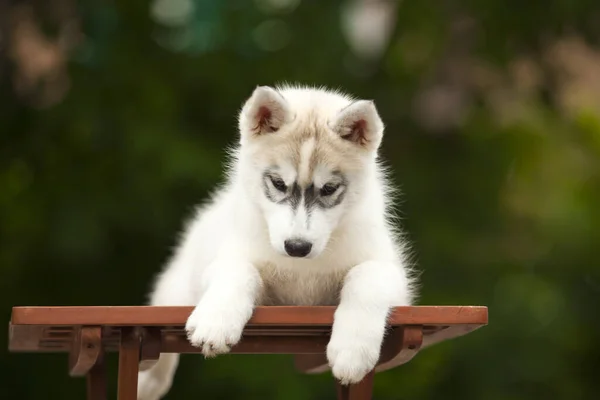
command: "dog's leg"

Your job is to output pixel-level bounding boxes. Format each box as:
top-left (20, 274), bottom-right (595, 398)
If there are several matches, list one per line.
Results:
top-left (327, 260), bottom-right (411, 384)
top-left (185, 259), bottom-right (262, 357)
top-left (137, 353), bottom-right (179, 400)
top-left (138, 266), bottom-right (194, 400)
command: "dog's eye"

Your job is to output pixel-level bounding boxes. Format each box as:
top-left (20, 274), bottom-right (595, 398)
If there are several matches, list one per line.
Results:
top-left (270, 176), bottom-right (287, 192)
top-left (320, 183), bottom-right (339, 197)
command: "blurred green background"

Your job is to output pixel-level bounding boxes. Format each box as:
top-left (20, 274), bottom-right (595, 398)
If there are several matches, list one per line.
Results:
top-left (2, 0), bottom-right (600, 399)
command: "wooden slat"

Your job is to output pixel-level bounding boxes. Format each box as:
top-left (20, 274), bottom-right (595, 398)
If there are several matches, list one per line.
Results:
top-left (8, 306), bottom-right (488, 362)
top-left (10, 306), bottom-right (488, 327)
top-left (162, 334), bottom-right (330, 354)
top-left (8, 325), bottom-right (45, 351)
top-left (117, 328), bottom-right (140, 400)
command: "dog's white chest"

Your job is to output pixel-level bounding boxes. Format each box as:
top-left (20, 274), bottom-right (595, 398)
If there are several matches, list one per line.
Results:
top-left (257, 266), bottom-right (345, 306)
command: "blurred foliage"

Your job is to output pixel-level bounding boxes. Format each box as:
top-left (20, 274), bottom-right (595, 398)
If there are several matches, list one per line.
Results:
top-left (1, 0), bottom-right (600, 399)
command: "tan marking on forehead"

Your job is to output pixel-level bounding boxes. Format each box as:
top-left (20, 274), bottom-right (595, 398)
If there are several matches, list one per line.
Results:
top-left (297, 137), bottom-right (316, 186)
top-left (252, 115), bottom-right (366, 184)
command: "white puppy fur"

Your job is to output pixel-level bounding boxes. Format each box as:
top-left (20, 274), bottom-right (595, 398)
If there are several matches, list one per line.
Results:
top-left (137, 85), bottom-right (416, 400)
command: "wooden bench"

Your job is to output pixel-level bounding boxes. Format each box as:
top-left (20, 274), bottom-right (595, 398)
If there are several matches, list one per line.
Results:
top-left (8, 305), bottom-right (488, 399)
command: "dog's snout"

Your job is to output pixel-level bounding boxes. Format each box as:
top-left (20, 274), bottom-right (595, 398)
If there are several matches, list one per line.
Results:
top-left (284, 239), bottom-right (312, 258)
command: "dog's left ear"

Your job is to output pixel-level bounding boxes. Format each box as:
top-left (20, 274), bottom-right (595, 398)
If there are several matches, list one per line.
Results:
top-left (331, 100), bottom-right (384, 151)
top-left (239, 86), bottom-right (291, 138)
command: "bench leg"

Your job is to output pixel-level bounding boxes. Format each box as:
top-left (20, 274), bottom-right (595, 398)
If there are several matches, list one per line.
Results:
top-left (68, 326), bottom-right (106, 400)
top-left (336, 370), bottom-right (375, 400)
top-left (118, 328), bottom-right (141, 400)
top-left (86, 351), bottom-right (107, 400)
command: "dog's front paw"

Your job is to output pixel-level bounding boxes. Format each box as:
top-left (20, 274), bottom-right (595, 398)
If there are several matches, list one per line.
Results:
top-left (326, 332), bottom-right (381, 385)
top-left (184, 304), bottom-right (246, 358)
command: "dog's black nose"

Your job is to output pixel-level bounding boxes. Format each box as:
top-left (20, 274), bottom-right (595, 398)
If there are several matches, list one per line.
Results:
top-left (284, 239), bottom-right (312, 258)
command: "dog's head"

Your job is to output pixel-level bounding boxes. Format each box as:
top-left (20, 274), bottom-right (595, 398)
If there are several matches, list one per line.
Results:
top-left (236, 85), bottom-right (385, 259)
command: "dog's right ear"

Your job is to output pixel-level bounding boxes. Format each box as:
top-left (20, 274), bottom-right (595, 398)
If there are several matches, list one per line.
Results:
top-left (239, 86), bottom-right (291, 138)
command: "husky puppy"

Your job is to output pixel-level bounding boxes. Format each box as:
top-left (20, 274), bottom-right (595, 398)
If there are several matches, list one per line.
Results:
top-left (137, 85), bottom-right (416, 400)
